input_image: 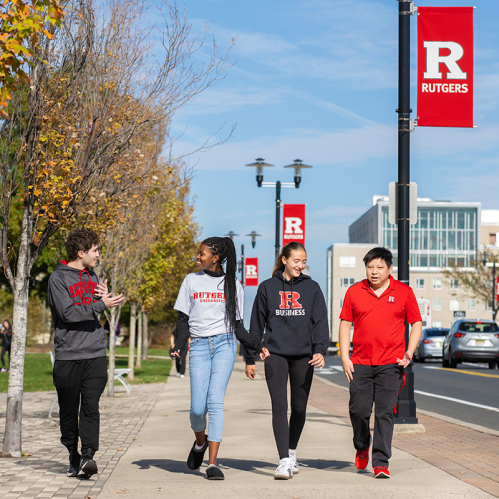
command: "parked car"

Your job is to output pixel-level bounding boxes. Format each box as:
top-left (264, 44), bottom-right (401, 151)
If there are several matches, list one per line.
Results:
top-left (414, 328), bottom-right (449, 362)
top-left (442, 319), bottom-right (499, 369)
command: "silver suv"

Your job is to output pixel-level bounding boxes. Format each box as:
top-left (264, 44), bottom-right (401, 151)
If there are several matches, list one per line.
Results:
top-left (442, 319), bottom-right (499, 369)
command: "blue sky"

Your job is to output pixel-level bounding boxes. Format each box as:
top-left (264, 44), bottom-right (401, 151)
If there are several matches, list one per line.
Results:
top-left (166, 0), bottom-right (499, 319)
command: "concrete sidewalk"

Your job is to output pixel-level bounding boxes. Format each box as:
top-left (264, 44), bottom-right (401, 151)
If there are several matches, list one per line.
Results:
top-left (98, 360), bottom-right (494, 499)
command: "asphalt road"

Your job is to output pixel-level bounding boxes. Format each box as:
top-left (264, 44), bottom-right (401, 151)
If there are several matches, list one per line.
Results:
top-left (316, 356), bottom-right (499, 432)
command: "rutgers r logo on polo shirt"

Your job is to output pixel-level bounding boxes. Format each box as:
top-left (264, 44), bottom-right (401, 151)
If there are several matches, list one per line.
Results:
top-left (388, 296), bottom-right (395, 303)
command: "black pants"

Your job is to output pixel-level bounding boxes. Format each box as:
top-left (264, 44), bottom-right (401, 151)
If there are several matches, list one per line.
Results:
top-left (264, 353), bottom-right (314, 459)
top-left (1, 345), bottom-right (10, 368)
top-left (175, 349), bottom-right (187, 375)
top-left (349, 364), bottom-right (403, 467)
top-left (53, 357), bottom-right (108, 459)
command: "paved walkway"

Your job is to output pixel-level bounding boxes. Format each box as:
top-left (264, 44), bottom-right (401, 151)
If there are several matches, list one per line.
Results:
top-left (0, 384), bottom-right (162, 499)
top-left (0, 359), bottom-right (497, 499)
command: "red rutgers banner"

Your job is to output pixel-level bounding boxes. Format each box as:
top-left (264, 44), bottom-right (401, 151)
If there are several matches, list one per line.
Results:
top-left (245, 258), bottom-right (259, 286)
top-left (417, 7), bottom-right (474, 128)
top-left (282, 204), bottom-right (305, 245)
top-left (496, 277), bottom-right (499, 303)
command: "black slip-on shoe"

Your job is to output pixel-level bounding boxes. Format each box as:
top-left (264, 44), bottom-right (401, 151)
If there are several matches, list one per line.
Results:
top-left (187, 436), bottom-right (208, 470)
top-left (206, 465), bottom-right (225, 480)
top-left (77, 457), bottom-right (98, 479)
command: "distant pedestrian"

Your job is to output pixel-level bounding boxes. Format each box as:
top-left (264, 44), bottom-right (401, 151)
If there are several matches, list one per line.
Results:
top-left (245, 242), bottom-right (329, 480)
top-left (48, 229), bottom-right (124, 479)
top-left (104, 319), bottom-right (120, 348)
top-left (170, 328), bottom-right (188, 378)
top-left (171, 236), bottom-right (269, 480)
top-left (339, 247), bottom-right (422, 478)
top-left (1, 319), bottom-right (12, 373)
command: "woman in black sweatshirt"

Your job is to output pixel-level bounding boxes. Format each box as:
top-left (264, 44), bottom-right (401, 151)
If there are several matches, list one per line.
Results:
top-left (245, 242), bottom-right (329, 480)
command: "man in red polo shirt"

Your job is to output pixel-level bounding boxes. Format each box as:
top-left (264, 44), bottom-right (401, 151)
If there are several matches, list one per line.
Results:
top-left (339, 247), bottom-right (422, 479)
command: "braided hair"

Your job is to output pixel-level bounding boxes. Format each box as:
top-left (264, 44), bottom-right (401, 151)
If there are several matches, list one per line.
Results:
top-left (202, 236), bottom-right (239, 333)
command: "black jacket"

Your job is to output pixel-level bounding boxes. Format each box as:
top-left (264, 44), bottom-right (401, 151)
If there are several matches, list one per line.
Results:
top-left (245, 271), bottom-right (329, 364)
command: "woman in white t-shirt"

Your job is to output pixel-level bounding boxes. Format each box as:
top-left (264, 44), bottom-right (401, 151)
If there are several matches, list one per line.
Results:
top-left (171, 236), bottom-right (269, 480)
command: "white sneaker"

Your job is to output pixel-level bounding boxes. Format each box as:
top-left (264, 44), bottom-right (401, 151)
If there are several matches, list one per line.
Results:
top-left (290, 457), bottom-right (299, 474)
top-left (274, 458), bottom-right (293, 480)
top-left (180, 374), bottom-right (185, 378)
top-left (176, 373), bottom-right (181, 377)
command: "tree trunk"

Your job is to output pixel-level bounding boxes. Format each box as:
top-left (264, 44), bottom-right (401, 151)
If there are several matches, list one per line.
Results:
top-left (2, 210), bottom-right (32, 457)
top-left (141, 311), bottom-right (148, 361)
top-left (136, 308), bottom-right (142, 369)
top-left (41, 299), bottom-right (46, 354)
top-left (128, 302), bottom-right (137, 380)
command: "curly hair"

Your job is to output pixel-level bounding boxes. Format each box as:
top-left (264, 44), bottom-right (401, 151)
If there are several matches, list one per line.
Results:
top-left (65, 229), bottom-right (100, 262)
top-left (202, 236), bottom-right (239, 333)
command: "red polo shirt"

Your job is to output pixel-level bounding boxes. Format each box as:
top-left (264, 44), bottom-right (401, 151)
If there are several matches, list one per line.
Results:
top-left (340, 276), bottom-right (422, 366)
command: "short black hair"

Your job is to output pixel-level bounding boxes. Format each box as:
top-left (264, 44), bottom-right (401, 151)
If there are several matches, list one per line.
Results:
top-left (65, 229), bottom-right (100, 262)
top-left (363, 247), bottom-right (393, 268)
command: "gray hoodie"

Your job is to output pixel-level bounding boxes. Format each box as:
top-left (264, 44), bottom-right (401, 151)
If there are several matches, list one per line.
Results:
top-left (48, 261), bottom-right (107, 360)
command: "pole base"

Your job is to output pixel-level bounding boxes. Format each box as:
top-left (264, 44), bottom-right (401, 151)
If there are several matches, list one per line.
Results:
top-left (394, 423), bottom-right (426, 434)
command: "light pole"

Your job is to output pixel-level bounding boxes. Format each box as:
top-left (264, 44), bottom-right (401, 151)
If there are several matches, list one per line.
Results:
top-left (483, 251), bottom-right (497, 321)
top-left (225, 231), bottom-right (261, 286)
top-left (246, 158), bottom-right (311, 257)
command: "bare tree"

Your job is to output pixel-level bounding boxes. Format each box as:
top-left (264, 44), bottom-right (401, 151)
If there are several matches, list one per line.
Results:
top-left (442, 250), bottom-right (499, 321)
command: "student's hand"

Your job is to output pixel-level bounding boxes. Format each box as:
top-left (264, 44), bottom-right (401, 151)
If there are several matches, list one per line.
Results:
top-left (170, 349), bottom-right (180, 358)
top-left (245, 364), bottom-right (256, 380)
top-left (259, 347), bottom-right (270, 360)
top-left (102, 292), bottom-right (125, 309)
top-left (341, 357), bottom-right (355, 383)
top-left (309, 353), bottom-right (325, 369)
top-left (397, 350), bottom-right (413, 368)
top-left (95, 279), bottom-right (109, 298)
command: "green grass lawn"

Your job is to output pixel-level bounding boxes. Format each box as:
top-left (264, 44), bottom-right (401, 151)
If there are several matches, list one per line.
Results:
top-left (0, 350), bottom-right (172, 393)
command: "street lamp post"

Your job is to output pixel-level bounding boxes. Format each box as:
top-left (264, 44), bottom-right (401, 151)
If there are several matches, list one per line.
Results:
top-left (226, 231), bottom-right (261, 286)
top-left (483, 251), bottom-right (497, 321)
top-left (246, 158), bottom-right (311, 257)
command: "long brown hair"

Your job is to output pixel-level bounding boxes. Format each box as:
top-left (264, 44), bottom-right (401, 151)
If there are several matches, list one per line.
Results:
top-left (272, 242), bottom-right (307, 277)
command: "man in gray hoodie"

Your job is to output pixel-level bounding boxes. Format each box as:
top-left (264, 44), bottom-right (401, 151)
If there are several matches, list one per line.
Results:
top-left (48, 229), bottom-right (124, 479)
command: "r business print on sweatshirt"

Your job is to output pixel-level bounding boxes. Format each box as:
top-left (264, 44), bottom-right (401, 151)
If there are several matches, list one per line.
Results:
top-left (276, 291), bottom-right (306, 316)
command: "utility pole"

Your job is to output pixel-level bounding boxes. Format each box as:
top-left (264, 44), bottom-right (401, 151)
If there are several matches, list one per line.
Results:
top-left (395, 0), bottom-right (418, 425)
top-left (275, 181), bottom-right (281, 257)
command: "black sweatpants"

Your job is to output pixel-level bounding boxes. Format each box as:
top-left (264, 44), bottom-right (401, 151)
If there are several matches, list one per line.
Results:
top-left (53, 356), bottom-right (108, 459)
top-left (264, 353), bottom-right (314, 459)
top-left (349, 364), bottom-right (403, 467)
top-left (175, 349), bottom-right (188, 375)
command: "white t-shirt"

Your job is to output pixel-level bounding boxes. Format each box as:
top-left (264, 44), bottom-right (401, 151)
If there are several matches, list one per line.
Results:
top-left (174, 271), bottom-right (244, 337)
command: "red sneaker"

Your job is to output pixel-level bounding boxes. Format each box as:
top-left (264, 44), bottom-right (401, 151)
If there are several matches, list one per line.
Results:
top-left (355, 446), bottom-right (370, 470)
top-left (373, 466), bottom-right (390, 478)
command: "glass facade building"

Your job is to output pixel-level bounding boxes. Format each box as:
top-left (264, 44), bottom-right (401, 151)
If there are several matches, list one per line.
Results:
top-left (350, 200), bottom-right (480, 270)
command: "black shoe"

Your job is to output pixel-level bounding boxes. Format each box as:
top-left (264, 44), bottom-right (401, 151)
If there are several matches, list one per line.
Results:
top-left (67, 450), bottom-right (81, 478)
top-left (77, 457), bottom-right (98, 479)
top-left (187, 436), bottom-right (208, 470)
top-left (206, 465), bottom-right (225, 480)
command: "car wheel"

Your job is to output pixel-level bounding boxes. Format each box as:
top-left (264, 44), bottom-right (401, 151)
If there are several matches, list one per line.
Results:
top-left (448, 348), bottom-right (457, 369)
top-left (420, 356), bottom-right (425, 363)
top-left (442, 349), bottom-right (449, 367)
top-left (488, 361), bottom-right (497, 370)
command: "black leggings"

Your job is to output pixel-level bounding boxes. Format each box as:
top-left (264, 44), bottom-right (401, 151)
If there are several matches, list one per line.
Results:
top-left (1, 345), bottom-right (10, 368)
top-left (264, 353), bottom-right (314, 459)
top-left (175, 349), bottom-right (187, 375)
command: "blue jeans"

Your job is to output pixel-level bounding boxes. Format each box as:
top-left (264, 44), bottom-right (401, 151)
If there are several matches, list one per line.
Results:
top-left (189, 333), bottom-right (237, 443)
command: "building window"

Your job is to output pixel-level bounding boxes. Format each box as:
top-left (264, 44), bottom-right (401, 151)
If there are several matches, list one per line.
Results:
top-left (490, 233), bottom-right (497, 246)
top-left (415, 278), bottom-right (425, 290)
top-left (432, 321), bottom-right (442, 328)
top-left (433, 278), bottom-right (442, 290)
top-left (450, 300), bottom-right (460, 311)
top-left (485, 301), bottom-right (493, 311)
top-left (433, 299), bottom-right (442, 311)
top-left (339, 256), bottom-right (356, 268)
top-left (340, 299), bottom-right (344, 309)
top-left (450, 279), bottom-right (459, 290)
top-left (340, 278), bottom-right (355, 288)
top-left (467, 299), bottom-right (477, 311)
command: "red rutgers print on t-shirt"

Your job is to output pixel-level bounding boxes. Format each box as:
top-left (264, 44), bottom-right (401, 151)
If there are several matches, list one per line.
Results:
top-left (193, 292), bottom-right (225, 303)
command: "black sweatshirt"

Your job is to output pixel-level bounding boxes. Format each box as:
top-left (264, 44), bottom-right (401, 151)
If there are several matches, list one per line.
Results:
top-left (245, 271), bottom-right (329, 364)
top-left (173, 269), bottom-right (264, 353)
